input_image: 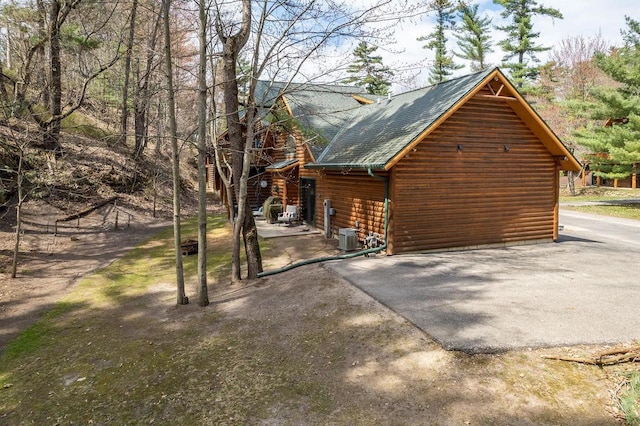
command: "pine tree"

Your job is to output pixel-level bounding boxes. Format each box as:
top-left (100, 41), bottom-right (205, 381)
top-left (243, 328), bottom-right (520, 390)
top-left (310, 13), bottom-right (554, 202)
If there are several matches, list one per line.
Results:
top-left (454, 2), bottom-right (493, 72)
top-left (574, 17), bottom-right (640, 181)
top-left (418, 0), bottom-right (462, 84)
top-left (344, 41), bottom-right (393, 95)
top-left (493, 0), bottom-right (563, 87)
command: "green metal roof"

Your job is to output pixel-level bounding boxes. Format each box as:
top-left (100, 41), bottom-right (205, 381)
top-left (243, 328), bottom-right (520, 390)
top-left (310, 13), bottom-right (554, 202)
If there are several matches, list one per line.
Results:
top-left (283, 85), bottom-right (369, 144)
top-left (312, 68), bottom-right (496, 169)
top-left (255, 80), bottom-right (370, 145)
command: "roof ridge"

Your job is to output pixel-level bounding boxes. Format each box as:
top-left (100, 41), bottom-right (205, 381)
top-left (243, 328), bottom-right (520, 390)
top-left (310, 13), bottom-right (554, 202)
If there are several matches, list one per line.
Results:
top-left (392, 67), bottom-right (497, 98)
top-left (258, 80), bottom-right (364, 91)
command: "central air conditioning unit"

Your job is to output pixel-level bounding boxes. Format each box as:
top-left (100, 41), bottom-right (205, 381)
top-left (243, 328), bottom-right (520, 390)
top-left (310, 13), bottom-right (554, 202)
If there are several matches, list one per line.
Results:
top-left (338, 228), bottom-right (358, 251)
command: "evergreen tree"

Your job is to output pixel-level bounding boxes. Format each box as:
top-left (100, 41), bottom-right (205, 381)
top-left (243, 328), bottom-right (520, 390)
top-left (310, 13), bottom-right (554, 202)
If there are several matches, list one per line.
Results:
top-left (574, 17), bottom-right (640, 181)
top-left (344, 41), bottom-right (393, 95)
top-left (237, 55), bottom-right (252, 103)
top-left (418, 0), bottom-right (462, 84)
top-left (454, 2), bottom-right (493, 72)
top-left (493, 0), bottom-right (563, 87)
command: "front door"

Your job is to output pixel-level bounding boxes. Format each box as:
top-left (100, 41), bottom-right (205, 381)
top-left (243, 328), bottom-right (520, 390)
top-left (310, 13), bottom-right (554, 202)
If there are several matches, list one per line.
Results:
top-left (300, 178), bottom-right (316, 225)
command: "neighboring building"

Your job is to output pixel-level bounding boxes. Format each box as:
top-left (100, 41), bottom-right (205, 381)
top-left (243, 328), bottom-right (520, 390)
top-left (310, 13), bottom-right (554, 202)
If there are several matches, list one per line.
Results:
top-left (212, 67), bottom-right (581, 254)
top-left (576, 118), bottom-right (638, 190)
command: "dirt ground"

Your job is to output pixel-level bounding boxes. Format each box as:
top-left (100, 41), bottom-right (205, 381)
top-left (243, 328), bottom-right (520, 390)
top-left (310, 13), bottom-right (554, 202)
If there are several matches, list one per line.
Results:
top-left (0, 201), bottom-right (632, 424)
top-left (0, 199), bottom-right (171, 349)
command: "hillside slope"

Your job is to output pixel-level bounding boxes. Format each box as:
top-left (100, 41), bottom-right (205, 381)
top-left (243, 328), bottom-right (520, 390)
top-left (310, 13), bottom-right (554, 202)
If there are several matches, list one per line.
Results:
top-left (1, 117), bottom-right (199, 221)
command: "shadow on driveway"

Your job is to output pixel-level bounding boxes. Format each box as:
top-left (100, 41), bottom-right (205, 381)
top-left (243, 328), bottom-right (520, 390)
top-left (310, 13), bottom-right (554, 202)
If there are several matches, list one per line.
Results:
top-left (325, 231), bottom-right (640, 353)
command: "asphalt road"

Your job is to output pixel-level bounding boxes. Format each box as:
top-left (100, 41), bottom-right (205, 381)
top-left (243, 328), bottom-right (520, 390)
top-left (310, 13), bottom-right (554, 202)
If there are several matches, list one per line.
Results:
top-left (560, 209), bottom-right (640, 248)
top-left (325, 209), bottom-right (640, 353)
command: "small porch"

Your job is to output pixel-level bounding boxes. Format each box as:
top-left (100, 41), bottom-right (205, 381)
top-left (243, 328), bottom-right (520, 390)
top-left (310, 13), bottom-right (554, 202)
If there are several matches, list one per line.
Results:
top-left (253, 210), bottom-right (321, 239)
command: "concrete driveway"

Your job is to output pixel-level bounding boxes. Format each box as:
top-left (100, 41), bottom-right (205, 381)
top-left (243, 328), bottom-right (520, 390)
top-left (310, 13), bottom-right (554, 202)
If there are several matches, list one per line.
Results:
top-left (325, 209), bottom-right (640, 353)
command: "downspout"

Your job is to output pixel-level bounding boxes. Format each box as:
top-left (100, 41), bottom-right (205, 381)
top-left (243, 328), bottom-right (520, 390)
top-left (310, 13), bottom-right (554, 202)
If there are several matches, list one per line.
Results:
top-left (256, 168), bottom-right (389, 278)
top-left (367, 167), bottom-right (389, 249)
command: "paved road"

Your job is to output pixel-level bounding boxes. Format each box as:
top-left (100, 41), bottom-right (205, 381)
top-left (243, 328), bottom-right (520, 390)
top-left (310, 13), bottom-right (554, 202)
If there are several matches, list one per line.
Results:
top-left (560, 209), bottom-right (640, 248)
top-left (326, 209), bottom-right (640, 353)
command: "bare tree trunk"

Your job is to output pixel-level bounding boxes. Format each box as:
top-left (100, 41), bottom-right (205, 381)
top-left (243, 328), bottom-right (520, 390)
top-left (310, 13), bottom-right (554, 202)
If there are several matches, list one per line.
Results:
top-left (208, 57), bottom-right (234, 223)
top-left (4, 27), bottom-right (11, 69)
top-left (217, 3), bottom-right (249, 280)
top-left (11, 149), bottom-right (24, 279)
top-left (221, 45), bottom-right (243, 280)
top-left (196, 0), bottom-right (209, 306)
top-left (46, 0), bottom-right (63, 154)
top-left (240, 107), bottom-right (262, 278)
top-left (243, 204), bottom-right (262, 277)
top-left (568, 170), bottom-right (576, 195)
top-left (155, 97), bottom-right (164, 154)
top-left (133, 60), bottom-right (146, 155)
top-left (163, 0), bottom-right (187, 305)
top-left (0, 60), bottom-right (7, 104)
top-left (43, 0), bottom-right (85, 154)
top-left (215, 0), bottom-right (262, 280)
top-left (121, 0), bottom-right (138, 147)
top-left (212, 136), bottom-right (234, 221)
top-left (134, 5), bottom-right (161, 159)
top-left (37, 0), bottom-right (48, 109)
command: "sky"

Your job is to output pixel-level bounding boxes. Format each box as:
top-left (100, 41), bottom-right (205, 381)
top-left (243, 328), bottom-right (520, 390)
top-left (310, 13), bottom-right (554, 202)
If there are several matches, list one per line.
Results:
top-left (367, 0), bottom-right (640, 92)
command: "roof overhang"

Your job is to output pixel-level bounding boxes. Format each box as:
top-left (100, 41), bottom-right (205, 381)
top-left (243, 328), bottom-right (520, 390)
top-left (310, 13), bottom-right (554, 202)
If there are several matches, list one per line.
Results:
top-left (266, 159), bottom-right (299, 173)
top-left (305, 163), bottom-right (385, 171)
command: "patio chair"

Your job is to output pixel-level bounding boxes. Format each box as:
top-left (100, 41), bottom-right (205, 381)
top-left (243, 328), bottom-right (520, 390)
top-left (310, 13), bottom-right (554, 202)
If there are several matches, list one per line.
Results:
top-left (277, 205), bottom-right (298, 226)
top-left (252, 206), bottom-right (263, 217)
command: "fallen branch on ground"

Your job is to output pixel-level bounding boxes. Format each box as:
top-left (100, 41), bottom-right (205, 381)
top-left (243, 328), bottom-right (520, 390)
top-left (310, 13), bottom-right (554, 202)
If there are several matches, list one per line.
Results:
top-left (55, 196), bottom-right (118, 223)
top-left (543, 345), bottom-right (640, 366)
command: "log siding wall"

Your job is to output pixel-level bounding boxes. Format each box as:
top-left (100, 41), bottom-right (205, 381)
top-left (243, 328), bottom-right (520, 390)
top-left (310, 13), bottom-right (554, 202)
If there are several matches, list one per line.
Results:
top-left (268, 131), bottom-right (301, 207)
top-left (270, 169), bottom-right (299, 207)
top-left (314, 172), bottom-right (386, 240)
top-left (389, 93), bottom-right (557, 253)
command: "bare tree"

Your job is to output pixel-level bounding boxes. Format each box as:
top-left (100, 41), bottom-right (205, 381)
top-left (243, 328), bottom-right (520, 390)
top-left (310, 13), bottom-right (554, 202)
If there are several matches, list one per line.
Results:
top-left (196, 0), bottom-right (209, 306)
top-left (214, 0), bottom-right (253, 281)
top-left (120, 0), bottom-right (139, 147)
top-left (550, 34), bottom-right (610, 102)
top-left (163, 0), bottom-right (187, 305)
top-left (209, 57), bottom-right (235, 220)
top-left (133, 2), bottom-right (163, 159)
top-left (0, 105), bottom-right (32, 278)
top-left (211, 0), bottom-right (425, 280)
top-left (10, 141), bottom-right (26, 279)
top-left (1, 0), bottom-right (123, 153)
top-left (36, 0), bottom-right (49, 108)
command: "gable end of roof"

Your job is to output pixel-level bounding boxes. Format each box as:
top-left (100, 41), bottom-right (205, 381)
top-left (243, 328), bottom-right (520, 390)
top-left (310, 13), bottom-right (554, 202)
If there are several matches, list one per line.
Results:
top-left (312, 67), bottom-right (581, 173)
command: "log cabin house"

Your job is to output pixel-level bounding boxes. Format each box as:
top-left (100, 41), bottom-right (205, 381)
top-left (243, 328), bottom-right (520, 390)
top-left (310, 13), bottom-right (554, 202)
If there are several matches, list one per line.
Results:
top-left (205, 109), bottom-right (275, 210)
top-left (210, 67), bottom-right (582, 254)
top-left (207, 80), bottom-right (372, 220)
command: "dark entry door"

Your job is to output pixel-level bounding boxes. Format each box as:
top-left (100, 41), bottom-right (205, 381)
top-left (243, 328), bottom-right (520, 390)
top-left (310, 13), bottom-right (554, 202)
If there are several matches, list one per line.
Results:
top-left (300, 178), bottom-right (316, 225)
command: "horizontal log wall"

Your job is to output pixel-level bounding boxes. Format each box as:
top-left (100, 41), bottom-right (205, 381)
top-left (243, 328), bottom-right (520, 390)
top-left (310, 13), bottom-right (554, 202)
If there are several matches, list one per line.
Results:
top-left (389, 91), bottom-right (557, 253)
top-left (248, 174), bottom-right (271, 209)
top-left (266, 128), bottom-right (307, 208)
top-left (315, 172), bottom-right (386, 240)
top-left (270, 168), bottom-right (299, 207)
